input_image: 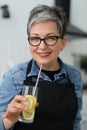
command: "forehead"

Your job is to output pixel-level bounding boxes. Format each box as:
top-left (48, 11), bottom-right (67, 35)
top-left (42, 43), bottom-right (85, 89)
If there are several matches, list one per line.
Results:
top-left (29, 20), bottom-right (59, 35)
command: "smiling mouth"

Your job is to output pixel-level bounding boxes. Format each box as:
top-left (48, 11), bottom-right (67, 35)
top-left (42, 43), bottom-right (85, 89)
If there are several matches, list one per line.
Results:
top-left (37, 52), bottom-right (51, 57)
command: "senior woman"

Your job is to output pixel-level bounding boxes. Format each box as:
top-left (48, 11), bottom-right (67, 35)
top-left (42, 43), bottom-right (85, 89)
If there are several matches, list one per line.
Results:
top-left (0, 4), bottom-right (82, 130)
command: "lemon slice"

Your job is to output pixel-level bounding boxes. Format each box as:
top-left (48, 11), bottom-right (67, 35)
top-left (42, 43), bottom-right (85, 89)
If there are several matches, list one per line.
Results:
top-left (23, 110), bottom-right (35, 120)
top-left (22, 95), bottom-right (36, 120)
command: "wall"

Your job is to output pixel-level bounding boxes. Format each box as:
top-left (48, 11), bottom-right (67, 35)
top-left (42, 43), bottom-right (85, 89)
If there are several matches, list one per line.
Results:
top-left (70, 0), bottom-right (87, 32)
top-left (0, 0), bottom-right (87, 82)
top-left (0, 0), bottom-right (53, 81)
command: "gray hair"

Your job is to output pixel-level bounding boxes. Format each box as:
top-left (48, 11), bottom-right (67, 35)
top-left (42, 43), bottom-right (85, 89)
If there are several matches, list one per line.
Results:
top-left (27, 5), bottom-right (67, 37)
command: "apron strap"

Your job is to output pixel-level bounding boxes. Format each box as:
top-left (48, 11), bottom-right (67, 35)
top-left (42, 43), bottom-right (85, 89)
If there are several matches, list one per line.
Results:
top-left (26, 59), bottom-right (33, 75)
top-left (23, 59), bottom-right (34, 85)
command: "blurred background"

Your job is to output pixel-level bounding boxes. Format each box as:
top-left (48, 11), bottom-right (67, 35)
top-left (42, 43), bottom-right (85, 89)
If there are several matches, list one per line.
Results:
top-left (0, 0), bottom-right (87, 129)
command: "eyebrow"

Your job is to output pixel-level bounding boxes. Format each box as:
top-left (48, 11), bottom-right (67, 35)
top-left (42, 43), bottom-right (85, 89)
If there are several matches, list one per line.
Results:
top-left (30, 32), bottom-right (58, 36)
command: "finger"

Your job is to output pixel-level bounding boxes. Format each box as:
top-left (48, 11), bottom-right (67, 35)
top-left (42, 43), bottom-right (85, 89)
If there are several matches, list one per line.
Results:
top-left (6, 95), bottom-right (27, 113)
top-left (7, 102), bottom-right (28, 113)
top-left (2, 111), bottom-right (19, 122)
top-left (36, 102), bottom-right (39, 107)
top-left (2, 113), bottom-right (7, 118)
top-left (12, 95), bottom-right (26, 103)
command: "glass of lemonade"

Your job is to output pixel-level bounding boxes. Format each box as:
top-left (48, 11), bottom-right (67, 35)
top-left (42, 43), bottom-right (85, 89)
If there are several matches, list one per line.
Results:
top-left (19, 85), bottom-right (38, 123)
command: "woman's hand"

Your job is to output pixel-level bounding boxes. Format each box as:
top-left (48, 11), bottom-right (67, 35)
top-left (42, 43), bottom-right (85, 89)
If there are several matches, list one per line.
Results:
top-left (2, 95), bottom-right (27, 129)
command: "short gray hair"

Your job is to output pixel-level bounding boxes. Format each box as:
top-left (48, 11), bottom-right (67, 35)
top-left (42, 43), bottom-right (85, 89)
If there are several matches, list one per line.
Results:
top-left (27, 4), bottom-right (67, 37)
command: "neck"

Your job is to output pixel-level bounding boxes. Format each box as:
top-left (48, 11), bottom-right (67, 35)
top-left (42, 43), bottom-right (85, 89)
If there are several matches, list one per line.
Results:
top-left (42, 62), bottom-right (60, 71)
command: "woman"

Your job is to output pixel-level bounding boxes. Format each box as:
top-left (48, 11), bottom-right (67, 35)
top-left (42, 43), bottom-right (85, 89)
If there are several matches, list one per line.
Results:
top-left (0, 4), bottom-right (82, 130)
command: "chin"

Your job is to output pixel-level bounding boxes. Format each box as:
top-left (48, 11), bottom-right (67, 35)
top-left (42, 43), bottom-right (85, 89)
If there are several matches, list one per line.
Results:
top-left (36, 60), bottom-right (49, 66)
top-left (40, 62), bottom-right (51, 68)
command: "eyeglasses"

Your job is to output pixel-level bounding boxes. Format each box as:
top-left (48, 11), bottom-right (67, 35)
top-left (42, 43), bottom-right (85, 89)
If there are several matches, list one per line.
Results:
top-left (28, 36), bottom-right (62, 46)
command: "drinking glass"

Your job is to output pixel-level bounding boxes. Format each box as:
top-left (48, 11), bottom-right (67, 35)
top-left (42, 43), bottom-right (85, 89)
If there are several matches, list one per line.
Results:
top-left (18, 85), bottom-right (38, 123)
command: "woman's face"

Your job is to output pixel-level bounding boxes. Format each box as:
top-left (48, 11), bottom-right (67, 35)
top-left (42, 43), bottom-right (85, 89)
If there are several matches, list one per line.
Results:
top-left (29, 20), bottom-right (66, 70)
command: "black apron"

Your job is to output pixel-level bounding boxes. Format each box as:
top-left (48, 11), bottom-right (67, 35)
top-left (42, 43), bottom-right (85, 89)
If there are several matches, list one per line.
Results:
top-left (13, 61), bottom-right (78, 130)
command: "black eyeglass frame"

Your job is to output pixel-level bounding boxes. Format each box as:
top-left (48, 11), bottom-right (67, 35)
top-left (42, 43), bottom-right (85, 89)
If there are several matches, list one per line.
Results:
top-left (28, 35), bottom-right (62, 46)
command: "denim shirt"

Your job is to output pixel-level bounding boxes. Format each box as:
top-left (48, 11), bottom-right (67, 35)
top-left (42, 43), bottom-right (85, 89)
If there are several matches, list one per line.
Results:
top-left (0, 58), bottom-right (82, 130)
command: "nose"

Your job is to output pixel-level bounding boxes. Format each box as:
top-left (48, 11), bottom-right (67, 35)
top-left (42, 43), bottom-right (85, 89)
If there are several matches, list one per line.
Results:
top-left (39, 40), bottom-right (47, 48)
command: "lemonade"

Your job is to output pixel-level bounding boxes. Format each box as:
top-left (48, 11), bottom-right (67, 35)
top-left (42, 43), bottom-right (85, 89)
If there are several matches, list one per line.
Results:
top-left (19, 94), bottom-right (37, 123)
top-left (18, 82), bottom-right (40, 123)
top-left (22, 95), bottom-right (36, 121)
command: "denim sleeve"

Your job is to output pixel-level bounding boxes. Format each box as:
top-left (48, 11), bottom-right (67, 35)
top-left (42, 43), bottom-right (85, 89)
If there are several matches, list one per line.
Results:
top-left (0, 63), bottom-right (27, 130)
top-left (0, 71), bottom-right (17, 130)
top-left (73, 97), bottom-right (82, 130)
top-left (73, 70), bottom-right (83, 130)
top-left (0, 117), bottom-right (5, 130)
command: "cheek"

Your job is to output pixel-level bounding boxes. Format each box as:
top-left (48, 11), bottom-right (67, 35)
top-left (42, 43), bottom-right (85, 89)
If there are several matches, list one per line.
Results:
top-left (51, 45), bottom-right (62, 58)
top-left (29, 46), bottom-right (37, 56)
top-left (29, 45), bottom-right (35, 52)
top-left (52, 45), bottom-right (61, 54)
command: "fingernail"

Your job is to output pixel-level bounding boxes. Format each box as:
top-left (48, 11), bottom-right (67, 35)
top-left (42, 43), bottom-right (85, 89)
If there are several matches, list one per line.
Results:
top-left (23, 97), bottom-right (26, 101)
top-left (25, 107), bottom-right (28, 110)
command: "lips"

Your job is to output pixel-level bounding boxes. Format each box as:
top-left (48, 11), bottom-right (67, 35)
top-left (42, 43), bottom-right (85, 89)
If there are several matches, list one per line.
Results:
top-left (37, 52), bottom-right (51, 57)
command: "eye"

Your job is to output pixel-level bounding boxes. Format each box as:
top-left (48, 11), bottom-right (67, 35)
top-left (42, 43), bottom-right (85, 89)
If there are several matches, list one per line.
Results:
top-left (46, 36), bottom-right (57, 41)
top-left (30, 37), bottom-right (39, 40)
top-left (30, 37), bottom-right (40, 42)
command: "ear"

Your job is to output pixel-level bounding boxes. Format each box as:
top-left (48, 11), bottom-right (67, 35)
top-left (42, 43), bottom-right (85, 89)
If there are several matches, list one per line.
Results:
top-left (61, 36), bottom-right (67, 50)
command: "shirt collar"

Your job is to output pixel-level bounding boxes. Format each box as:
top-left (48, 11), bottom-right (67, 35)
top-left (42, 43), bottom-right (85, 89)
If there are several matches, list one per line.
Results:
top-left (27, 58), bottom-right (68, 78)
top-left (57, 57), bottom-right (68, 78)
